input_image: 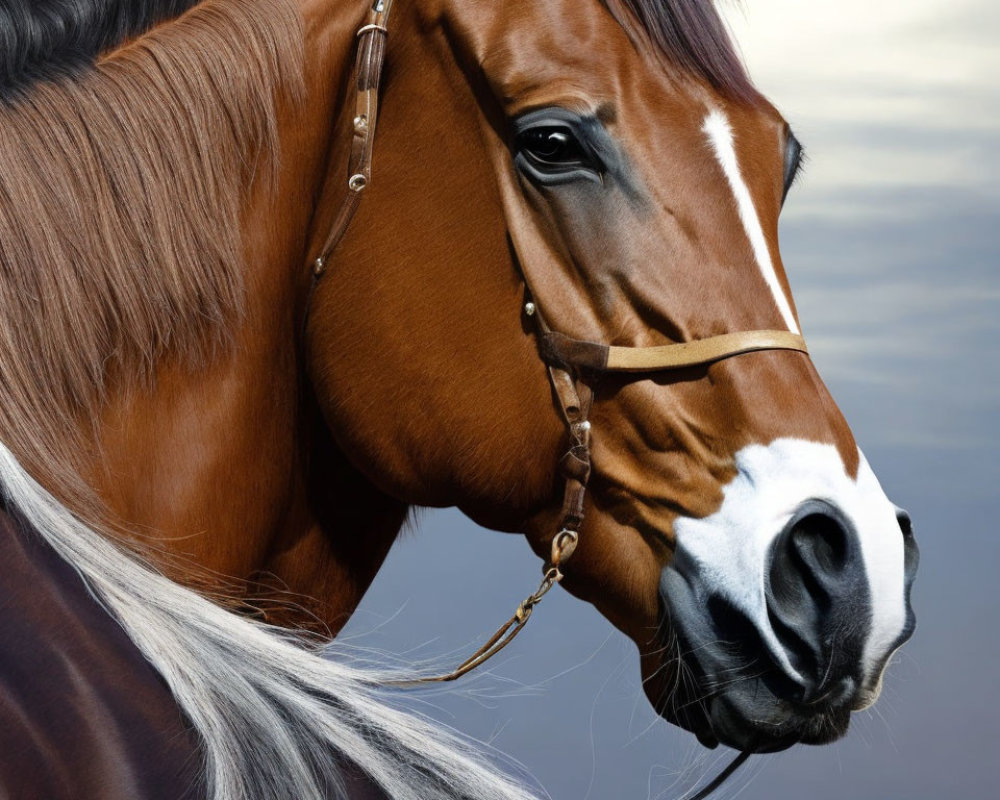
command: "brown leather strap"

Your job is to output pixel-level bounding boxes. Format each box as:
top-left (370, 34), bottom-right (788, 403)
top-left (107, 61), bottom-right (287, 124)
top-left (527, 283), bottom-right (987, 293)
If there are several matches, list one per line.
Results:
top-left (312, 0), bottom-right (394, 281)
top-left (304, 1), bottom-right (812, 691)
top-left (541, 328), bottom-right (808, 373)
top-left (550, 368), bottom-right (593, 529)
top-left (384, 362), bottom-right (592, 687)
top-left (534, 308), bottom-right (595, 533)
top-left (384, 552), bottom-right (571, 687)
top-left (386, 322), bottom-right (595, 687)
top-left (301, 1), bottom-right (393, 341)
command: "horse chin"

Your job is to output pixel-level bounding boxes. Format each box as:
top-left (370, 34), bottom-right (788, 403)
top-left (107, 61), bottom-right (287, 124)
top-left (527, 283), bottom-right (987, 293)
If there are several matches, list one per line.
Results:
top-left (641, 594), bottom-right (859, 754)
top-left (700, 688), bottom-right (853, 754)
top-left (642, 649), bottom-right (855, 754)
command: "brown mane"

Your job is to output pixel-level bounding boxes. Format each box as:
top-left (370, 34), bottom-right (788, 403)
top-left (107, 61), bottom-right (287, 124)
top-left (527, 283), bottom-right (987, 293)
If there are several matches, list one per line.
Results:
top-left (0, 0), bottom-right (303, 511)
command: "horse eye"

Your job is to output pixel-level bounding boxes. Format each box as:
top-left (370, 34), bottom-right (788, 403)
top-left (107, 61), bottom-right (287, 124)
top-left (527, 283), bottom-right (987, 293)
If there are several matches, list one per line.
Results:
top-left (515, 126), bottom-right (590, 169)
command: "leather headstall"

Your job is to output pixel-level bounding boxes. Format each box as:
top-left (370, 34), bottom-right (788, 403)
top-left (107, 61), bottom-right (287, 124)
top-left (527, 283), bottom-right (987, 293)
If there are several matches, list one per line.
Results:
top-left (307, 0), bottom-right (810, 686)
top-left (540, 327), bottom-right (808, 374)
top-left (303, 0), bottom-right (394, 329)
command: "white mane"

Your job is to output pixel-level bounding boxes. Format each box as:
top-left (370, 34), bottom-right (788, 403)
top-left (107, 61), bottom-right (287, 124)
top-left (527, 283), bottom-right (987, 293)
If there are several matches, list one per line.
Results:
top-left (0, 441), bottom-right (541, 800)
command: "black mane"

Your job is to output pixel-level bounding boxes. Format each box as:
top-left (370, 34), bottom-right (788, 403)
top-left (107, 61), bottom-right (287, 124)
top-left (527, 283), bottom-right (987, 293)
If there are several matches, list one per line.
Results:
top-left (0, 0), bottom-right (202, 100)
top-left (615, 0), bottom-right (756, 101)
top-left (0, 1), bottom-right (755, 103)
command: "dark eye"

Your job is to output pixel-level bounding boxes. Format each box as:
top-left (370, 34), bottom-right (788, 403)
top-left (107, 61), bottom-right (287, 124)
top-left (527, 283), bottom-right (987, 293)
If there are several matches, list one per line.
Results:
top-left (515, 126), bottom-right (591, 170)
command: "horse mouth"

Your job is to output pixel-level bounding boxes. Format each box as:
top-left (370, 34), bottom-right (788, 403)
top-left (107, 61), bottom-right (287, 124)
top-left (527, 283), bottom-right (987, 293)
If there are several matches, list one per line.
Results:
top-left (649, 560), bottom-right (872, 754)
top-left (675, 688), bottom-right (853, 755)
top-left (647, 624), bottom-right (857, 754)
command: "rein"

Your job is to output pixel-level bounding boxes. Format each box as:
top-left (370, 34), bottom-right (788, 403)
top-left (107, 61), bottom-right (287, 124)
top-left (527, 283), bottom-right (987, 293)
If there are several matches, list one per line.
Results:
top-left (305, 1), bottom-right (805, 794)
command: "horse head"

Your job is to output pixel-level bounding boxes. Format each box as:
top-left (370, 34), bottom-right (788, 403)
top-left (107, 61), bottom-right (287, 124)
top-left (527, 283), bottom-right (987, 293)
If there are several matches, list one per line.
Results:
top-left (0, 0), bottom-right (919, 792)
top-left (306, 0), bottom-right (918, 754)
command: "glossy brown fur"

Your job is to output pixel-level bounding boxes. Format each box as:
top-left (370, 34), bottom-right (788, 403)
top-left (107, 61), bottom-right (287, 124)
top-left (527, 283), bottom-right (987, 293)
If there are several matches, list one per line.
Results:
top-left (307, 0), bottom-right (859, 699)
top-left (0, 0), bottom-right (395, 629)
top-left (6, 0), bottom-right (857, 722)
top-left (80, 0), bottom-right (401, 626)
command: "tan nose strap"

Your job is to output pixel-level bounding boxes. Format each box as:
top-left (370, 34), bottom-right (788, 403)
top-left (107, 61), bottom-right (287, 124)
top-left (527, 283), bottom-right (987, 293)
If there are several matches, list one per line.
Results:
top-left (541, 329), bottom-right (809, 373)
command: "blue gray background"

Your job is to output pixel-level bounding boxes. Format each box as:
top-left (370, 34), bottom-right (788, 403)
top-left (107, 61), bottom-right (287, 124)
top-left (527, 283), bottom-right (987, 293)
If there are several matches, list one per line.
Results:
top-left (340, 2), bottom-right (999, 797)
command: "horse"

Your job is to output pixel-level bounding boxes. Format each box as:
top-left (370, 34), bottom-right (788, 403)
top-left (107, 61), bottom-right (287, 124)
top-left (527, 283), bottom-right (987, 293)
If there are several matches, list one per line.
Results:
top-left (0, 0), bottom-right (918, 798)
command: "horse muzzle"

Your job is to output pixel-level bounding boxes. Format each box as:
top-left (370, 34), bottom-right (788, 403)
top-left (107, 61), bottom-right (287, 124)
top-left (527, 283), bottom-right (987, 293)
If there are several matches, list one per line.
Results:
top-left (650, 441), bottom-right (918, 753)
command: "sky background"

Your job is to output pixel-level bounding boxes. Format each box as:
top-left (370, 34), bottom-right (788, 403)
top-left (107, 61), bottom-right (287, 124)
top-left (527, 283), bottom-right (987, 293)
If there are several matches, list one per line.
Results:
top-left (338, 2), bottom-right (1000, 797)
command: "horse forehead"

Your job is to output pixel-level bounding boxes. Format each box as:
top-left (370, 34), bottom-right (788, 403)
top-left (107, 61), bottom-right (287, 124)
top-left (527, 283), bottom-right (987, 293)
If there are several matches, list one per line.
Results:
top-left (437, 0), bottom-right (647, 97)
top-left (430, 0), bottom-right (799, 335)
top-left (435, 0), bottom-right (787, 149)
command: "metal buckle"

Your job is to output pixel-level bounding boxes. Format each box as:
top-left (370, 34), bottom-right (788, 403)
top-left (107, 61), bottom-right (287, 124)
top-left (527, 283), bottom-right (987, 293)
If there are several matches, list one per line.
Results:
top-left (551, 528), bottom-right (579, 568)
top-left (357, 23), bottom-right (388, 38)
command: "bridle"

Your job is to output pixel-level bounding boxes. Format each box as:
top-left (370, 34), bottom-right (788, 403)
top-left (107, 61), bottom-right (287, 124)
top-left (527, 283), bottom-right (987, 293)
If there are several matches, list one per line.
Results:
top-left (305, 1), bottom-right (806, 791)
top-left (307, 0), bottom-right (808, 676)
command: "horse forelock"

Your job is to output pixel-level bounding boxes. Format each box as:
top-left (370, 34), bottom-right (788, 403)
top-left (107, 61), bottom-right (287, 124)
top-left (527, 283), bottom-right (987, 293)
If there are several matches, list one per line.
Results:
top-left (608, 0), bottom-right (757, 101)
top-left (0, 0), bottom-right (303, 500)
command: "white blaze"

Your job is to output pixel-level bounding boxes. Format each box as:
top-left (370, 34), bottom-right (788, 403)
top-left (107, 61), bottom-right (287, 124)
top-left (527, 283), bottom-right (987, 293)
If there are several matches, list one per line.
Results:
top-left (703, 109), bottom-right (800, 334)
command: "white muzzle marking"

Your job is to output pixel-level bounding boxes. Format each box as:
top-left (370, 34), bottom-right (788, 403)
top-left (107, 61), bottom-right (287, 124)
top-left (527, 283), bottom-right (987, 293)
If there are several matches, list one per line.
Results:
top-left (671, 438), bottom-right (907, 692)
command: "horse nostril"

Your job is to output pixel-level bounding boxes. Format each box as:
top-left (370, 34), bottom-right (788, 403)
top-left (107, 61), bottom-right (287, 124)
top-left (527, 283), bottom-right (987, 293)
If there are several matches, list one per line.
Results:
top-left (788, 512), bottom-right (851, 576)
top-left (765, 503), bottom-right (868, 694)
top-left (770, 508), bottom-right (856, 608)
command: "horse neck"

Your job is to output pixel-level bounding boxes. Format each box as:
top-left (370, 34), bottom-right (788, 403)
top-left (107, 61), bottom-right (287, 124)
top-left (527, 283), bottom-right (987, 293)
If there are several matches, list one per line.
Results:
top-left (76, 0), bottom-right (404, 632)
